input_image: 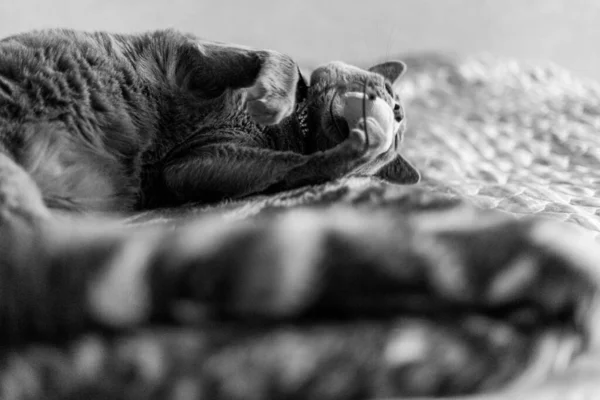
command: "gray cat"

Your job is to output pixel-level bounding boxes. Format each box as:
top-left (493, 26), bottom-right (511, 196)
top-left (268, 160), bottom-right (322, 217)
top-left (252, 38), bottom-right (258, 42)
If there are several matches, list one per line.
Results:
top-left (0, 28), bottom-right (419, 216)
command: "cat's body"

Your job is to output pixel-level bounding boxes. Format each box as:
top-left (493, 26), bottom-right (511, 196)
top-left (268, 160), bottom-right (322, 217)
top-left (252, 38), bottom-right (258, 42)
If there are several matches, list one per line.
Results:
top-left (0, 28), bottom-right (418, 217)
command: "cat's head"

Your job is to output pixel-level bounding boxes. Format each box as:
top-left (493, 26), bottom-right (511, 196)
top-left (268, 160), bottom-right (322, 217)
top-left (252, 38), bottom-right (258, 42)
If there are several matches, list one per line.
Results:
top-left (303, 60), bottom-right (420, 184)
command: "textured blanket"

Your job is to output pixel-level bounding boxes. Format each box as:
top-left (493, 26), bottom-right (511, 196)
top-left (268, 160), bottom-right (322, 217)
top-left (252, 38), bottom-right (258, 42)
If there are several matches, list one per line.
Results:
top-left (3, 54), bottom-right (600, 400)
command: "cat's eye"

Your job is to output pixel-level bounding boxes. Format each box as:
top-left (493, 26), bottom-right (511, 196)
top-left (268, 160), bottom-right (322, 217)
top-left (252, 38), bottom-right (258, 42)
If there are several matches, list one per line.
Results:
top-left (394, 103), bottom-right (404, 122)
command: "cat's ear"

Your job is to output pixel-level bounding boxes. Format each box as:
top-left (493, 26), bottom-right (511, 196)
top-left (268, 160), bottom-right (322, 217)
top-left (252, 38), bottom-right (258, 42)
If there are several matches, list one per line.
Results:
top-left (376, 153), bottom-right (420, 184)
top-left (369, 61), bottom-right (407, 84)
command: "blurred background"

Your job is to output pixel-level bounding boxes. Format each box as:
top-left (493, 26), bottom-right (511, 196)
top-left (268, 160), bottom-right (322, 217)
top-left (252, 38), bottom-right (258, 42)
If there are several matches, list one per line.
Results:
top-left (1, 0), bottom-right (598, 81)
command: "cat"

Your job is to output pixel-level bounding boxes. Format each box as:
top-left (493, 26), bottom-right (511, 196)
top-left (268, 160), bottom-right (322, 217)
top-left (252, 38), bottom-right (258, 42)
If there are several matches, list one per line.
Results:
top-left (0, 28), bottom-right (419, 218)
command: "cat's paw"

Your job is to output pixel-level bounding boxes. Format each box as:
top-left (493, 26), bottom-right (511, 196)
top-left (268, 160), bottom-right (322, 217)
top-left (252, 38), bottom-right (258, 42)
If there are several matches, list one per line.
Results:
top-left (246, 52), bottom-right (299, 125)
top-left (347, 117), bottom-right (389, 160)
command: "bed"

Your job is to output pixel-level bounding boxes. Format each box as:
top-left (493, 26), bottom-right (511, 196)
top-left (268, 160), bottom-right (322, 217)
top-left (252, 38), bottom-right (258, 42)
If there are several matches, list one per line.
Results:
top-left (3, 54), bottom-right (600, 400)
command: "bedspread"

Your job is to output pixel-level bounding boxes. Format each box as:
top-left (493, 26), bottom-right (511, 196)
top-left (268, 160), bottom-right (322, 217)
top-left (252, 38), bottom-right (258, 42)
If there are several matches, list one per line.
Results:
top-left (3, 54), bottom-right (600, 400)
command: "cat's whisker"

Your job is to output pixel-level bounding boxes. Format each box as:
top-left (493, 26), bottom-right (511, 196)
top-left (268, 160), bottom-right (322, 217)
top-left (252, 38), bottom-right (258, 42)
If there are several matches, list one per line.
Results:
top-left (363, 77), bottom-right (370, 150)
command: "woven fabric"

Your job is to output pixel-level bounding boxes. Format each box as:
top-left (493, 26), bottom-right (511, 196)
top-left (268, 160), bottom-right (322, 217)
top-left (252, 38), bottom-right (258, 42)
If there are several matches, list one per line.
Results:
top-left (400, 54), bottom-right (600, 235)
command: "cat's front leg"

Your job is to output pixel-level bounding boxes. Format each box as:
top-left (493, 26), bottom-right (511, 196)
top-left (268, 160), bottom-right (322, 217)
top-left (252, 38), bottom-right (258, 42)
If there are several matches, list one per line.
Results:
top-left (275, 117), bottom-right (397, 188)
top-left (302, 113), bottom-right (419, 183)
top-left (245, 51), bottom-right (299, 125)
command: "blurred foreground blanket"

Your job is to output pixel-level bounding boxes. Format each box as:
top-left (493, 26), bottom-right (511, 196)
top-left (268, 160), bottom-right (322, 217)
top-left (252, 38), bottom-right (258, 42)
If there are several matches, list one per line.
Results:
top-left (3, 55), bottom-right (600, 400)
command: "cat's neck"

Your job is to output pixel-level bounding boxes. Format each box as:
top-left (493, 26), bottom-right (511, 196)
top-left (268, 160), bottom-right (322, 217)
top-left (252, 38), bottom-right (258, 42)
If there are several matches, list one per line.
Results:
top-left (262, 71), bottom-right (311, 154)
top-left (294, 68), bottom-right (311, 141)
top-left (296, 98), bottom-right (310, 140)
top-left (261, 99), bottom-right (310, 154)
